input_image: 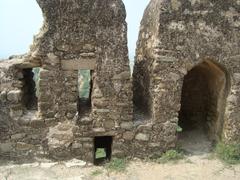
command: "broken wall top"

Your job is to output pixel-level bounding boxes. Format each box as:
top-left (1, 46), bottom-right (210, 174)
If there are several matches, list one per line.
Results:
top-left (28, 0), bottom-right (129, 70)
top-left (137, 0), bottom-right (240, 64)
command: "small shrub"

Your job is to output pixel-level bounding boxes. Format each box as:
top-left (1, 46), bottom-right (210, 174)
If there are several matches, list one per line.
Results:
top-left (216, 143), bottom-right (240, 164)
top-left (105, 158), bottom-right (127, 172)
top-left (149, 153), bottom-right (162, 160)
top-left (184, 159), bottom-right (193, 164)
top-left (206, 153), bottom-right (216, 160)
top-left (157, 149), bottom-right (184, 163)
top-left (91, 169), bottom-right (103, 176)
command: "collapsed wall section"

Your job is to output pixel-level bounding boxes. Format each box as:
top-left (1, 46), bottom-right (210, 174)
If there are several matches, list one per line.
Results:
top-left (0, 59), bottom-right (47, 161)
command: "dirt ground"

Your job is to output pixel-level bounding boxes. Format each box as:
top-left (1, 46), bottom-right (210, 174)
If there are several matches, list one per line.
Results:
top-left (0, 129), bottom-right (240, 180)
top-left (0, 155), bottom-right (240, 180)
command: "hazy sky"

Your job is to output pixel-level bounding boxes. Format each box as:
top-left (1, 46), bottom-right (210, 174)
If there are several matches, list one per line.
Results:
top-left (0, 0), bottom-right (150, 59)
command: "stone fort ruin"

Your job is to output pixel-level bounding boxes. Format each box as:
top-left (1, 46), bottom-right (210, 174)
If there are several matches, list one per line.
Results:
top-left (0, 0), bottom-right (240, 164)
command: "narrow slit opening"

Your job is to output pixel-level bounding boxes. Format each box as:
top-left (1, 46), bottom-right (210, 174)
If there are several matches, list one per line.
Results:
top-left (22, 68), bottom-right (39, 112)
top-left (77, 70), bottom-right (92, 116)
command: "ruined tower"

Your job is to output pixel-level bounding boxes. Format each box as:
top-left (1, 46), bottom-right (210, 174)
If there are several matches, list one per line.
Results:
top-left (133, 0), bottom-right (240, 151)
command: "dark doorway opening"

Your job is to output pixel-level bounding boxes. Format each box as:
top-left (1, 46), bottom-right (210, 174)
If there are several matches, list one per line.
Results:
top-left (77, 70), bottom-right (92, 116)
top-left (22, 68), bottom-right (38, 111)
top-left (94, 136), bottom-right (113, 165)
top-left (178, 60), bottom-right (228, 154)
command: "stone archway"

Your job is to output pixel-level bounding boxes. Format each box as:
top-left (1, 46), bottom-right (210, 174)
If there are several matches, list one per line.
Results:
top-left (178, 60), bottom-right (229, 153)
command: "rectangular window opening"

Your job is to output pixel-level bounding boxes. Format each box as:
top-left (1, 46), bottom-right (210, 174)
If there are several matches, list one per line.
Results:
top-left (77, 70), bottom-right (92, 115)
top-left (22, 68), bottom-right (39, 112)
top-left (94, 136), bottom-right (113, 165)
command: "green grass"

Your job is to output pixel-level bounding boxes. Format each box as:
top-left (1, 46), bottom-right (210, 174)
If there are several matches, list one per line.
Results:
top-left (176, 125), bottom-right (183, 133)
top-left (156, 149), bottom-right (184, 164)
top-left (184, 158), bottom-right (194, 164)
top-left (91, 169), bottom-right (103, 176)
top-left (95, 148), bottom-right (106, 159)
top-left (215, 142), bottom-right (240, 164)
top-left (205, 153), bottom-right (216, 160)
top-left (105, 158), bottom-right (127, 172)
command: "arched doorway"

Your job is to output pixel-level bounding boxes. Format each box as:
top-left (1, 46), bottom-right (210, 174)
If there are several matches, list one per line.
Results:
top-left (178, 60), bottom-right (229, 153)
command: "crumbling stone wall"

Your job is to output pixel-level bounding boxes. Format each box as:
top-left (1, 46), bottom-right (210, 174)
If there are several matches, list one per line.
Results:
top-left (133, 0), bottom-right (240, 154)
top-left (0, 58), bottom-right (47, 161)
top-left (0, 0), bottom-right (240, 163)
top-left (0, 0), bottom-right (133, 162)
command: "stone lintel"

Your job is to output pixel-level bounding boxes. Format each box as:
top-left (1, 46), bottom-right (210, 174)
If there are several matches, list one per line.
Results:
top-left (61, 59), bottom-right (96, 70)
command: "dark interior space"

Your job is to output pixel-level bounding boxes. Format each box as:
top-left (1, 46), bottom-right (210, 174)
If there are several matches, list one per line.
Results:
top-left (94, 136), bottom-right (113, 165)
top-left (179, 65), bottom-right (209, 131)
top-left (22, 68), bottom-right (38, 111)
top-left (178, 60), bottom-right (228, 145)
top-left (133, 61), bottom-right (152, 122)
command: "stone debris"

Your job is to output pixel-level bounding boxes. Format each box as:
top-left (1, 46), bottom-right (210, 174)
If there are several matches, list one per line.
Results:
top-left (39, 162), bottom-right (58, 168)
top-left (64, 159), bottom-right (86, 168)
